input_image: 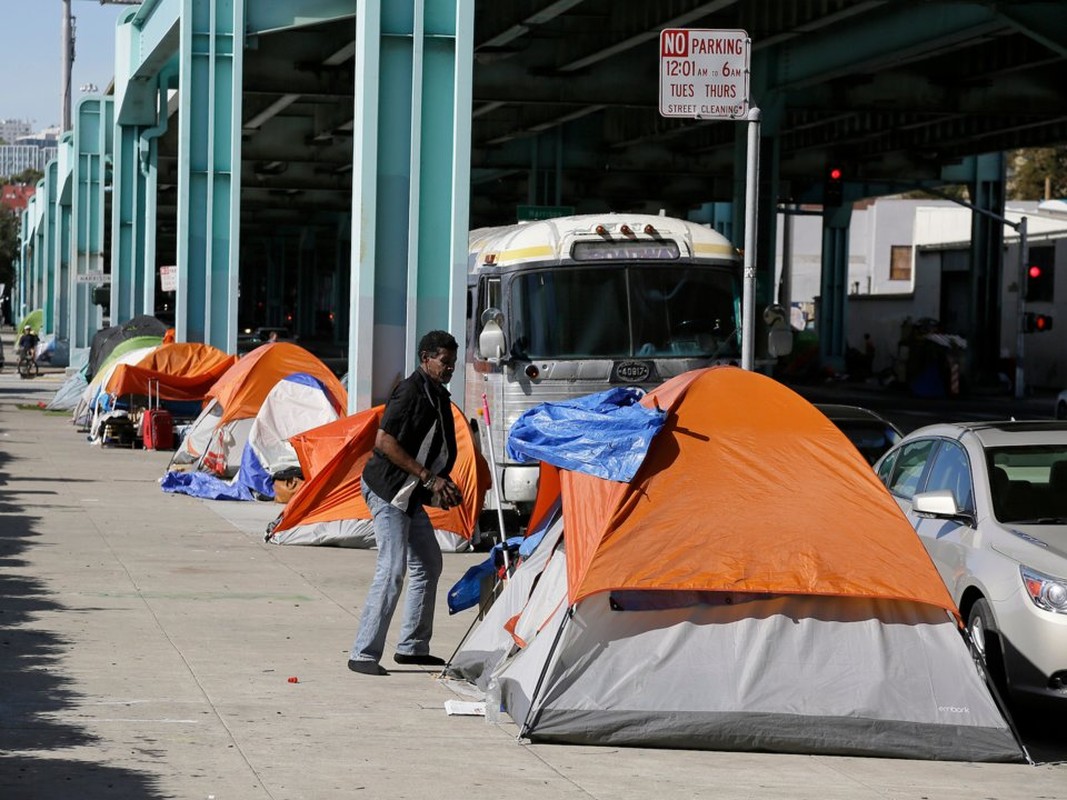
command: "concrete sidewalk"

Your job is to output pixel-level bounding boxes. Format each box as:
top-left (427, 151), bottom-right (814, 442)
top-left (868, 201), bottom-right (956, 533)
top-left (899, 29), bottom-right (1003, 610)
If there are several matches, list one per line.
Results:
top-left (1, 371), bottom-right (1065, 800)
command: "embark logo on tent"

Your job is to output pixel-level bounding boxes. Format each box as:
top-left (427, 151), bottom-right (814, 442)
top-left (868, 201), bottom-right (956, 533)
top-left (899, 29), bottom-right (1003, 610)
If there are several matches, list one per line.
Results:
top-left (938, 706), bottom-right (971, 714)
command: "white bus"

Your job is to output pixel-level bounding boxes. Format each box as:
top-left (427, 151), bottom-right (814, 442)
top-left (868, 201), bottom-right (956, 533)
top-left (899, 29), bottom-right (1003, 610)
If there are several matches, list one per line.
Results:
top-left (465, 212), bottom-right (754, 516)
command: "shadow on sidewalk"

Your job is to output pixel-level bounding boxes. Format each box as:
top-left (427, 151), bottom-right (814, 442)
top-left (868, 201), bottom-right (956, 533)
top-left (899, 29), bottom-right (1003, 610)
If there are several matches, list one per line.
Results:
top-left (0, 451), bottom-right (165, 798)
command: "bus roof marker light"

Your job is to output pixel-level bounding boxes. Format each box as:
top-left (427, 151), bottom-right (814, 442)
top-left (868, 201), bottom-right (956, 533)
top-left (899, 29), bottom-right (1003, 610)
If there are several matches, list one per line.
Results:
top-left (595, 224), bottom-right (610, 237)
top-left (644, 224), bottom-right (657, 236)
top-left (620, 224), bottom-right (634, 237)
top-left (484, 253), bottom-right (497, 266)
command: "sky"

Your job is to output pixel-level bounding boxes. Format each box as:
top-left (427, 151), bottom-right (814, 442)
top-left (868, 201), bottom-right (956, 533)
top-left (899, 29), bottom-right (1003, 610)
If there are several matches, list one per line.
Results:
top-left (1, 1), bottom-right (133, 130)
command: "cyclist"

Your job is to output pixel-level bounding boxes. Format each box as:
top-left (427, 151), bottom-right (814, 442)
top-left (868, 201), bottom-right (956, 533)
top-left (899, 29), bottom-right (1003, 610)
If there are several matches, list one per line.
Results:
top-left (17, 325), bottom-right (39, 370)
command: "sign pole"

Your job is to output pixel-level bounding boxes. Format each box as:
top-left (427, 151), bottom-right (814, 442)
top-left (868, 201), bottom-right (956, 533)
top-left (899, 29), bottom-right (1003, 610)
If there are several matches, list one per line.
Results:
top-left (1015, 216), bottom-right (1028, 399)
top-left (741, 106), bottom-right (760, 372)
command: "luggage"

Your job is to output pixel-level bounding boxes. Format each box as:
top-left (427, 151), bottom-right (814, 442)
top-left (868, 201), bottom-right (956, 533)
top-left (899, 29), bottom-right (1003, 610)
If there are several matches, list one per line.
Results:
top-left (143, 380), bottom-right (175, 450)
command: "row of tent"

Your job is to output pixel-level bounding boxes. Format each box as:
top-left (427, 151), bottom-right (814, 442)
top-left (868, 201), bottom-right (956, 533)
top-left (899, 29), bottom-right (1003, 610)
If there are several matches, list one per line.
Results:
top-left (47, 323), bottom-right (1028, 762)
top-left (48, 316), bottom-right (491, 552)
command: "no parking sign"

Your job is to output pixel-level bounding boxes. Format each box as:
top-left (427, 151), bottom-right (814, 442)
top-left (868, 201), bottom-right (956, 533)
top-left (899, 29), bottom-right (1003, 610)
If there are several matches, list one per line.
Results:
top-left (659, 28), bottom-right (750, 119)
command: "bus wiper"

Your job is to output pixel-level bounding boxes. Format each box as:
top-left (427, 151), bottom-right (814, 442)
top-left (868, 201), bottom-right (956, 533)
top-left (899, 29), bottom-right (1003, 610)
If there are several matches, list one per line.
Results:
top-left (710, 327), bottom-right (740, 360)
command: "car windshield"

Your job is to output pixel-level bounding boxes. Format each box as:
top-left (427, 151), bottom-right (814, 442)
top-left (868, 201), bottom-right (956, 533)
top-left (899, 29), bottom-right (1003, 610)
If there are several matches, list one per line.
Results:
top-left (986, 445), bottom-right (1067, 523)
top-left (509, 265), bottom-right (739, 360)
top-left (833, 421), bottom-right (902, 465)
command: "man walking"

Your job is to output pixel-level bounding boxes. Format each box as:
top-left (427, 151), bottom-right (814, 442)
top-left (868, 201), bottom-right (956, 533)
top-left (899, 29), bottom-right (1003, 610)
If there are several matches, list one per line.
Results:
top-left (348, 330), bottom-right (463, 676)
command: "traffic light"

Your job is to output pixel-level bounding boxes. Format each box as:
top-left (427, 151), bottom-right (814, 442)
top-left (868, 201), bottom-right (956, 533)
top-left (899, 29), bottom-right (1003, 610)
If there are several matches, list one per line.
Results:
top-left (824, 166), bottom-right (844, 207)
top-left (1025, 247), bottom-right (1053, 302)
top-left (1023, 312), bottom-right (1054, 333)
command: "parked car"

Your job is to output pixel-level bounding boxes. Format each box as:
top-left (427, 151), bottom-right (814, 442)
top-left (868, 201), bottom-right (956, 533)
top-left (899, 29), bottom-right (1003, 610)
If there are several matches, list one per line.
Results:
top-left (237, 326), bottom-right (295, 355)
top-left (1055, 390), bottom-right (1067, 420)
top-left (815, 404), bottom-right (902, 465)
top-left (873, 421), bottom-right (1067, 708)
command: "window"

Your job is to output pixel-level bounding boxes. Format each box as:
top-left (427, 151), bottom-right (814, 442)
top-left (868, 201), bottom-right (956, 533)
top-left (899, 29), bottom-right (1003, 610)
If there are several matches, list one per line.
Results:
top-left (890, 245), bottom-right (912, 281)
top-left (887, 439), bottom-right (937, 499)
top-left (923, 441), bottom-right (974, 513)
top-left (876, 449), bottom-right (898, 484)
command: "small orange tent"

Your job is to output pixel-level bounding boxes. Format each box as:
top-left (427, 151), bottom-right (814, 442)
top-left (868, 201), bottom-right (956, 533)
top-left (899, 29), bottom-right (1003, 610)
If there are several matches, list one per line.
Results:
top-left (105, 342), bottom-right (237, 402)
top-left (268, 403), bottom-right (491, 550)
top-left (208, 342), bottom-right (347, 425)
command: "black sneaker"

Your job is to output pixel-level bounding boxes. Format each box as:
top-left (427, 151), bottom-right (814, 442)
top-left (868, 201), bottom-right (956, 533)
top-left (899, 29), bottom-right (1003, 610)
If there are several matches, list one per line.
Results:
top-left (348, 659), bottom-right (388, 675)
top-left (392, 653), bottom-right (446, 666)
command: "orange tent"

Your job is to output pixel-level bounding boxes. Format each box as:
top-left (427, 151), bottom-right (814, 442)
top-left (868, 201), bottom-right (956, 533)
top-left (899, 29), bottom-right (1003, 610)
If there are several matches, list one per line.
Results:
top-left (555, 366), bottom-right (956, 616)
top-left (269, 403), bottom-right (491, 546)
top-left (105, 342), bottom-right (237, 402)
top-left (207, 342), bottom-right (347, 424)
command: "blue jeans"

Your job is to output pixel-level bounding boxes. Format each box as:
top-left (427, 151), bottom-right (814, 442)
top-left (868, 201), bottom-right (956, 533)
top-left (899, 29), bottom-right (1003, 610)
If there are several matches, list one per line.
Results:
top-left (349, 484), bottom-right (443, 663)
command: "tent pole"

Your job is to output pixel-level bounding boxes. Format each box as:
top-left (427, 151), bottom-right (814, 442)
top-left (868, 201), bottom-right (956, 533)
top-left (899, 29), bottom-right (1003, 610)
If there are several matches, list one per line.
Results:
top-left (441, 574), bottom-right (507, 672)
top-left (479, 392), bottom-right (512, 575)
top-left (517, 605), bottom-right (574, 740)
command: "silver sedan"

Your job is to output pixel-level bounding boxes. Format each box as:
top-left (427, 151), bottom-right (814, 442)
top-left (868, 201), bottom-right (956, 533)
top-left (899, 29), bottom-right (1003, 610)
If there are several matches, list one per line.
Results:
top-left (874, 421), bottom-right (1067, 708)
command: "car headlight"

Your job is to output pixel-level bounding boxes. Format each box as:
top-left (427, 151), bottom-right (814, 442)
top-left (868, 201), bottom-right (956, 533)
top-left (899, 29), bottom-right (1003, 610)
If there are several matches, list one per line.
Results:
top-left (1020, 566), bottom-right (1067, 614)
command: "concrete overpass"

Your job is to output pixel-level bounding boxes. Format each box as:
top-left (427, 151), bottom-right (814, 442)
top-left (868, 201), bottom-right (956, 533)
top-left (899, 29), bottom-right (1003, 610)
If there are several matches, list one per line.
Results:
top-left (17, 0), bottom-right (1067, 404)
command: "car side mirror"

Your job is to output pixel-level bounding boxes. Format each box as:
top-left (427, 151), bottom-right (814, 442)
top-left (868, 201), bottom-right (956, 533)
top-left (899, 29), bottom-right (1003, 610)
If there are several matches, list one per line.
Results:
top-left (912, 490), bottom-right (961, 518)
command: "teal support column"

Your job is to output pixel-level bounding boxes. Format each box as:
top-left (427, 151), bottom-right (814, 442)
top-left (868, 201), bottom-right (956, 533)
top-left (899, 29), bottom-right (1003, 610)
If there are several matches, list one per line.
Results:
top-left (298, 228), bottom-right (316, 338)
top-left (70, 97), bottom-right (114, 354)
top-left (348, 0), bottom-right (475, 411)
top-left (819, 204), bottom-right (854, 370)
top-left (689, 202), bottom-right (735, 241)
top-left (17, 208), bottom-right (30, 321)
top-left (43, 165), bottom-right (58, 336)
top-left (55, 132), bottom-right (74, 347)
top-left (968, 153), bottom-right (1006, 384)
top-left (175, 0), bottom-right (243, 350)
top-left (266, 237), bottom-right (285, 327)
top-left (35, 193), bottom-right (47, 315)
top-left (112, 120), bottom-right (147, 323)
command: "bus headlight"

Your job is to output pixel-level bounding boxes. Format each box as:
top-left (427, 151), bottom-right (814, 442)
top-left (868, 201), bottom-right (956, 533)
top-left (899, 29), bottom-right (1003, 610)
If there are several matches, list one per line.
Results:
top-left (1021, 566), bottom-right (1067, 614)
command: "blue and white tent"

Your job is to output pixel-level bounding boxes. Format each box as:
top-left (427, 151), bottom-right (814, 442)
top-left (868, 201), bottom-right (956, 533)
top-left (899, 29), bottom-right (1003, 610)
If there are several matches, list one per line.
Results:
top-left (162, 373), bottom-right (342, 501)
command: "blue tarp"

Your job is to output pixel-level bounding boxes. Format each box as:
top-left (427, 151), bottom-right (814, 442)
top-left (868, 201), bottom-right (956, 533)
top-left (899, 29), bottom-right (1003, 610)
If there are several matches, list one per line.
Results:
top-left (505, 387), bottom-right (666, 482)
top-left (161, 470), bottom-right (255, 501)
top-left (447, 535), bottom-right (524, 614)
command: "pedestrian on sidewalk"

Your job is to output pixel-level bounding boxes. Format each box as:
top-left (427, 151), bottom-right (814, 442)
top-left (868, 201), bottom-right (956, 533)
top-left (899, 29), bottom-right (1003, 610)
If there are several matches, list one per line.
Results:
top-left (348, 330), bottom-right (463, 676)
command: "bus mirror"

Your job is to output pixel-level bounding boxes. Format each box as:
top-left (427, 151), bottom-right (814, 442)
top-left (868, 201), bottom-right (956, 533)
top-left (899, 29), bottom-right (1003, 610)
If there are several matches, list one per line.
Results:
top-left (763, 304), bottom-right (793, 358)
top-left (768, 327), bottom-right (793, 358)
top-left (479, 308), bottom-right (508, 363)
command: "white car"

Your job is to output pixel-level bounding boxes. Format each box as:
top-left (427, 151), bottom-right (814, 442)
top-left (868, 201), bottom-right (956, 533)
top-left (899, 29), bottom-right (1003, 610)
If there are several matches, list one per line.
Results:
top-left (874, 421), bottom-right (1067, 708)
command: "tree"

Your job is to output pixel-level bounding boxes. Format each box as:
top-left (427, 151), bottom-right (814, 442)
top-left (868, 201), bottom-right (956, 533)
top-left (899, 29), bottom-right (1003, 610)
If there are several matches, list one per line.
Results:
top-left (1009, 147), bottom-right (1067, 200)
top-left (8, 167), bottom-right (42, 186)
top-left (0, 208), bottom-right (21, 290)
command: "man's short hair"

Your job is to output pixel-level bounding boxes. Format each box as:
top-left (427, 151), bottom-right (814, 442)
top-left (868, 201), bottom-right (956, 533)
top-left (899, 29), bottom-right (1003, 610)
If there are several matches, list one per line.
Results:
top-left (418, 330), bottom-right (458, 360)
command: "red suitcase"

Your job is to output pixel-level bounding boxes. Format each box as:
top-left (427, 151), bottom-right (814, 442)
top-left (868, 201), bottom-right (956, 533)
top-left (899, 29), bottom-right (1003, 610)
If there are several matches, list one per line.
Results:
top-left (143, 380), bottom-right (175, 450)
top-left (143, 408), bottom-right (174, 450)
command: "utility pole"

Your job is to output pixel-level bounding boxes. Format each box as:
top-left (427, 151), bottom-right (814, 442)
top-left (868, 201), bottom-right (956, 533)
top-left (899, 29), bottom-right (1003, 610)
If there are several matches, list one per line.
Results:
top-left (62, 0), bottom-right (74, 131)
top-left (62, 1), bottom-right (143, 132)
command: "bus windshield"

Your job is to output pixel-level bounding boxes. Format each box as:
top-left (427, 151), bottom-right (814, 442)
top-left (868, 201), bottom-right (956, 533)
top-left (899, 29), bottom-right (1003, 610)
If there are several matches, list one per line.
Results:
top-left (509, 265), bottom-right (739, 360)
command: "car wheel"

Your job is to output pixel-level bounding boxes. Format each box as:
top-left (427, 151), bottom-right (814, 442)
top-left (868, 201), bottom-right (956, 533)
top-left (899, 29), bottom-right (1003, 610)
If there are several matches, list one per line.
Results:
top-left (967, 599), bottom-right (1007, 694)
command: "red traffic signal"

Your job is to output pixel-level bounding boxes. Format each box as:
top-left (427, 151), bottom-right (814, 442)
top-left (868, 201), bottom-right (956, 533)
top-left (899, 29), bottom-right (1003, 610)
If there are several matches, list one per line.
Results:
top-left (829, 167), bottom-right (843, 181)
top-left (1029, 265), bottom-right (1042, 280)
top-left (1024, 312), bottom-right (1054, 333)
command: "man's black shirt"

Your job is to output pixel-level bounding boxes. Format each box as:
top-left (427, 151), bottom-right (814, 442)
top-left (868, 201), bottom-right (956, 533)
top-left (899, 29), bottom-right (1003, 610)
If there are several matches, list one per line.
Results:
top-left (362, 368), bottom-right (457, 515)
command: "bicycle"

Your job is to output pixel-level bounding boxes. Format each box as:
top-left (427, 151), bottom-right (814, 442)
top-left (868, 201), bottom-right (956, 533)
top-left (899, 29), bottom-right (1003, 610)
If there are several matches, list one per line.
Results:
top-left (17, 348), bottom-right (38, 379)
